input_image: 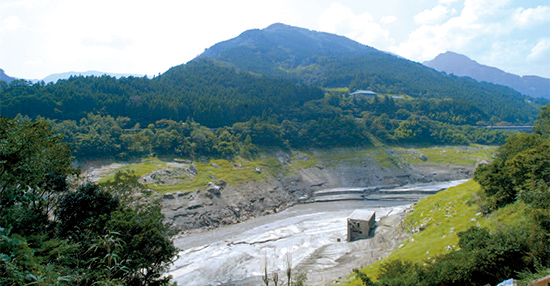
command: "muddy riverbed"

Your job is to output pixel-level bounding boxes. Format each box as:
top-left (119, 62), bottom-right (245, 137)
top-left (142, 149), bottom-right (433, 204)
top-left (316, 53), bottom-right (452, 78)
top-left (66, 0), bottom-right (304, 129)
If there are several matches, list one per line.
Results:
top-left (167, 180), bottom-right (467, 286)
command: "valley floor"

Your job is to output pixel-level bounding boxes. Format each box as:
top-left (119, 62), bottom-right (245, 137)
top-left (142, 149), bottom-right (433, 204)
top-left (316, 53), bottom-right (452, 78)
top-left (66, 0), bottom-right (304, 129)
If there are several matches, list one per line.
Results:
top-left (167, 180), bottom-right (466, 286)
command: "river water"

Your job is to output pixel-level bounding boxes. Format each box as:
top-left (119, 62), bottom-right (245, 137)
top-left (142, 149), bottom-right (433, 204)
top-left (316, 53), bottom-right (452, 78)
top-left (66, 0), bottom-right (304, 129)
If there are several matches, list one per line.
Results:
top-left (167, 179), bottom-right (468, 286)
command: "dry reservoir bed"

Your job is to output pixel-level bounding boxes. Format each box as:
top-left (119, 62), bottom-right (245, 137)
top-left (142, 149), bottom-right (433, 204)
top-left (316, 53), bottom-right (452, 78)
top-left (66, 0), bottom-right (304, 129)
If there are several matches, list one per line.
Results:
top-left (167, 180), bottom-right (466, 285)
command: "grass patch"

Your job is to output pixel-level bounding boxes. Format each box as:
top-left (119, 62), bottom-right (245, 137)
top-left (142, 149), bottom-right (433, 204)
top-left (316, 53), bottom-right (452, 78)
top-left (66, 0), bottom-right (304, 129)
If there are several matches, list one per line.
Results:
top-left (346, 179), bottom-right (529, 284)
top-left (346, 180), bottom-right (483, 284)
top-left (96, 152), bottom-right (318, 194)
top-left (152, 158), bottom-right (268, 193)
top-left (98, 157), bottom-right (168, 183)
top-left (324, 87), bottom-right (351, 94)
top-left (370, 149), bottom-right (406, 168)
top-left (396, 145), bottom-right (496, 165)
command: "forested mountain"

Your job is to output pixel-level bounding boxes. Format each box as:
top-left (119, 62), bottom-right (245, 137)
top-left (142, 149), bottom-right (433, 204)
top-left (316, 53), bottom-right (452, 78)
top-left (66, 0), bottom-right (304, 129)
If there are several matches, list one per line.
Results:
top-left (198, 23), bottom-right (383, 83)
top-left (424, 51), bottom-right (550, 100)
top-left (0, 23), bottom-right (547, 159)
top-left (196, 24), bottom-right (543, 124)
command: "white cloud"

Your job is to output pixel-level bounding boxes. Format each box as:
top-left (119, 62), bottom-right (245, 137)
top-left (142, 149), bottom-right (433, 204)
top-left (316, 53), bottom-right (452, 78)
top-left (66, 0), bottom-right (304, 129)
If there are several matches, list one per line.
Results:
top-left (439, 0), bottom-right (460, 4)
top-left (2, 15), bottom-right (24, 32)
top-left (513, 5), bottom-right (550, 27)
top-left (318, 2), bottom-right (392, 48)
top-left (414, 5), bottom-right (451, 25)
top-left (380, 15), bottom-right (398, 24)
top-left (527, 38), bottom-right (550, 63)
top-left (1, 0), bottom-right (548, 78)
top-left (5, 0), bottom-right (291, 78)
top-left (393, 0), bottom-right (512, 62)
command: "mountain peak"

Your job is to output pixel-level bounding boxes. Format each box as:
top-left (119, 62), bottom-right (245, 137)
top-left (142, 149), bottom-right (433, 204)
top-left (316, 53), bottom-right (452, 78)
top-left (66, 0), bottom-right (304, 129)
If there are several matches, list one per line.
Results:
top-left (424, 51), bottom-right (550, 99)
top-left (197, 23), bottom-right (383, 63)
top-left (264, 22), bottom-right (294, 31)
top-left (433, 51), bottom-right (474, 63)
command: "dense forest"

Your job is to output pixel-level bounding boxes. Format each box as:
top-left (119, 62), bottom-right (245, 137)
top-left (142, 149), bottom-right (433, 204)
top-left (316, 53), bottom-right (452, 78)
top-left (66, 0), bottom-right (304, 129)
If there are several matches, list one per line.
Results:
top-left (0, 117), bottom-right (178, 285)
top-left (9, 91), bottom-right (511, 160)
top-left (1, 56), bottom-right (530, 160)
top-left (353, 105), bottom-right (550, 286)
top-left (1, 59), bottom-right (323, 127)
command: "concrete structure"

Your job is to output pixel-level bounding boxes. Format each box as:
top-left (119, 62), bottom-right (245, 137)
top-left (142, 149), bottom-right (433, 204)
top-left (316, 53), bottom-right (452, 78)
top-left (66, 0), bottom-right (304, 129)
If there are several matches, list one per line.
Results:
top-left (349, 90), bottom-right (377, 98)
top-left (347, 210), bottom-right (376, 241)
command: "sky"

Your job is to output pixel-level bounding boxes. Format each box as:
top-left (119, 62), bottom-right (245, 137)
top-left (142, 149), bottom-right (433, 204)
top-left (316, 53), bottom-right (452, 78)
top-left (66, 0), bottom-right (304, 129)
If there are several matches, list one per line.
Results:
top-left (1, 0), bottom-right (549, 80)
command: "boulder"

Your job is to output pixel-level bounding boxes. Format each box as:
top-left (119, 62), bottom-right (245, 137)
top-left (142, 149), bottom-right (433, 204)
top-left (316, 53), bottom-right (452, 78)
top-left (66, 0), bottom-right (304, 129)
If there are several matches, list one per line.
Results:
top-left (163, 194), bottom-right (176, 200)
top-left (277, 151), bottom-right (290, 165)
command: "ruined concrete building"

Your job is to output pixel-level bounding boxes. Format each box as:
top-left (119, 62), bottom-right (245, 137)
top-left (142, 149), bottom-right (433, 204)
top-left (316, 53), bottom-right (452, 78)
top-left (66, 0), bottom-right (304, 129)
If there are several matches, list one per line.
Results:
top-left (347, 210), bottom-right (376, 241)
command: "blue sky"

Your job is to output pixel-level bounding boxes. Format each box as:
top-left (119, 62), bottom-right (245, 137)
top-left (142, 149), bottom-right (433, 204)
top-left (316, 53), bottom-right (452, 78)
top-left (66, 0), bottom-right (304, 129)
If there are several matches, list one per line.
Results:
top-left (1, 0), bottom-right (549, 79)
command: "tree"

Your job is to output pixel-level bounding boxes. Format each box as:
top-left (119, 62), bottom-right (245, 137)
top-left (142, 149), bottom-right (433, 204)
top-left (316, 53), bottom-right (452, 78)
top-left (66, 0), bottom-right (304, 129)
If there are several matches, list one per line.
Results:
top-left (474, 133), bottom-right (546, 209)
top-left (533, 103), bottom-right (550, 139)
top-left (0, 117), bottom-right (177, 285)
top-left (0, 117), bottom-right (79, 234)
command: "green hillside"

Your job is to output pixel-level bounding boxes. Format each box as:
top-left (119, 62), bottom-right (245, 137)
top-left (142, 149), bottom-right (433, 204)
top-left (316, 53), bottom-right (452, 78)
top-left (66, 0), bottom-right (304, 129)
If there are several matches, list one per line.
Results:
top-left (198, 24), bottom-right (544, 124)
top-left (347, 108), bottom-right (550, 286)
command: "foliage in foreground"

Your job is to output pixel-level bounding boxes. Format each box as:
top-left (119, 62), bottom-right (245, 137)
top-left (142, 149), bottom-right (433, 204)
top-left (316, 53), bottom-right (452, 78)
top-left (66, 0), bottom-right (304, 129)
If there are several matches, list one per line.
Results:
top-left (0, 116), bottom-right (178, 285)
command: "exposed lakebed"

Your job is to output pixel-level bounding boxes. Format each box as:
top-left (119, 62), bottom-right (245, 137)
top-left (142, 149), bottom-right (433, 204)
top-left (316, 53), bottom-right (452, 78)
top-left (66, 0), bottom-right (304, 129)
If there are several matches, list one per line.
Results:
top-left (167, 180), bottom-right (467, 286)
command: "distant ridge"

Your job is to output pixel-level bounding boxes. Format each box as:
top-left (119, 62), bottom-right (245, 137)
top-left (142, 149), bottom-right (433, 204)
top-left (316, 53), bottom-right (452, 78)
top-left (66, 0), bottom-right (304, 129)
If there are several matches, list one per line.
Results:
top-left (423, 51), bottom-right (550, 99)
top-left (0, 68), bottom-right (16, 83)
top-left (40, 70), bottom-right (145, 83)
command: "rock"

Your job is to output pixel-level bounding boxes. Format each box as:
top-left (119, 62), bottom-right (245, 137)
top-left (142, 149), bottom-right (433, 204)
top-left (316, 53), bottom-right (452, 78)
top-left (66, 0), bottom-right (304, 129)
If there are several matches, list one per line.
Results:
top-left (207, 182), bottom-right (220, 190)
top-left (207, 187), bottom-right (221, 197)
top-left (187, 204), bottom-right (202, 210)
top-left (419, 154), bottom-right (428, 161)
top-left (295, 154), bottom-right (309, 161)
top-left (189, 165), bottom-right (198, 174)
top-left (277, 151), bottom-right (291, 165)
top-left (163, 194), bottom-right (175, 200)
top-left (211, 163), bottom-right (220, 169)
top-left (255, 167), bottom-right (262, 173)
